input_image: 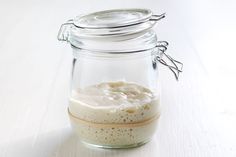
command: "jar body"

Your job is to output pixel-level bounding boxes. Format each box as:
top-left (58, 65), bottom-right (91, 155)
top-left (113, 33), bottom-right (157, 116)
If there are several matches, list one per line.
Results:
top-left (58, 8), bottom-right (183, 149)
top-left (68, 47), bottom-right (161, 148)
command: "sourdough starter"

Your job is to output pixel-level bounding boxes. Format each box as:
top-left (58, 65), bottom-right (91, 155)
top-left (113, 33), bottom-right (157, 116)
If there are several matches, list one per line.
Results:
top-left (68, 81), bottom-right (160, 147)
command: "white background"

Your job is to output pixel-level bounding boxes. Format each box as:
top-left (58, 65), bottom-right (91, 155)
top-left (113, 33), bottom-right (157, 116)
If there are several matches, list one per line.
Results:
top-left (0, 0), bottom-right (236, 156)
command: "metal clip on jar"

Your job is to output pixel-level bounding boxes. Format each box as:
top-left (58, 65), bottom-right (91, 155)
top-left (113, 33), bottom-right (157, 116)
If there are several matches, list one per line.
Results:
top-left (58, 9), bottom-right (183, 148)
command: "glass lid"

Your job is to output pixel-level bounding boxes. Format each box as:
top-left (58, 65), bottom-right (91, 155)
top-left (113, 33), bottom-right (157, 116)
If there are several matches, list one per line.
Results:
top-left (65, 9), bottom-right (166, 37)
top-left (58, 9), bottom-right (165, 39)
top-left (73, 9), bottom-right (153, 29)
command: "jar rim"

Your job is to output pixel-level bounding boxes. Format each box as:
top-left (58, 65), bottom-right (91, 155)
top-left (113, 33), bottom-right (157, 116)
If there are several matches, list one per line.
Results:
top-left (69, 30), bottom-right (158, 53)
top-left (71, 45), bottom-right (159, 60)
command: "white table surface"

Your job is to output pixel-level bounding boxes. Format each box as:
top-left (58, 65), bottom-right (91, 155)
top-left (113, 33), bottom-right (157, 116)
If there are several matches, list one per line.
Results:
top-left (0, 0), bottom-right (236, 156)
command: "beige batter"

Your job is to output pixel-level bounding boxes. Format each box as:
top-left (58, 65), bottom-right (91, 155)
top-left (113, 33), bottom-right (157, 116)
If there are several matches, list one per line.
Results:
top-left (68, 81), bottom-right (160, 147)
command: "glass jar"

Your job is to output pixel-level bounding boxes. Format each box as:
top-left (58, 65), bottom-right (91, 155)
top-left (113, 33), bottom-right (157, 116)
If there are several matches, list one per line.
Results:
top-left (58, 9), bottom-right (182, 148)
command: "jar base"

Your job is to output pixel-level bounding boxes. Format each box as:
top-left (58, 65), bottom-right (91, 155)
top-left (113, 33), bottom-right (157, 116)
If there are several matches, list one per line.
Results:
top-left (81, 139), bottom-right (150, 149)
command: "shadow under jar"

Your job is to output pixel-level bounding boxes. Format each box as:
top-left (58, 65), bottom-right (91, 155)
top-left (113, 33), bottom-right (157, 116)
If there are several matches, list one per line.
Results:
top-left (57, 9), bottom-right (183, 148)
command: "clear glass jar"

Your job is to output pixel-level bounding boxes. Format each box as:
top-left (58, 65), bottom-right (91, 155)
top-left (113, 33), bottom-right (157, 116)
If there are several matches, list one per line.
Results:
top-left (58, 9), bottom-right (182, 148)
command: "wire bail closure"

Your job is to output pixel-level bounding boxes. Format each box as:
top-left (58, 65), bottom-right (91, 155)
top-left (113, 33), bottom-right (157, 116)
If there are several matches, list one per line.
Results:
top-left (150, 13), bottom-right (166, 21)
top-left (154, 41), bottom-right (183, 80)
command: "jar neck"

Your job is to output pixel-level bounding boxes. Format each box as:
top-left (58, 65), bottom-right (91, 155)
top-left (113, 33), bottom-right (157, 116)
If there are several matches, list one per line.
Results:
top-left (71, 45), bottom-right (158, 59)
top-left (69, 30), bottom-right (157, 54)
